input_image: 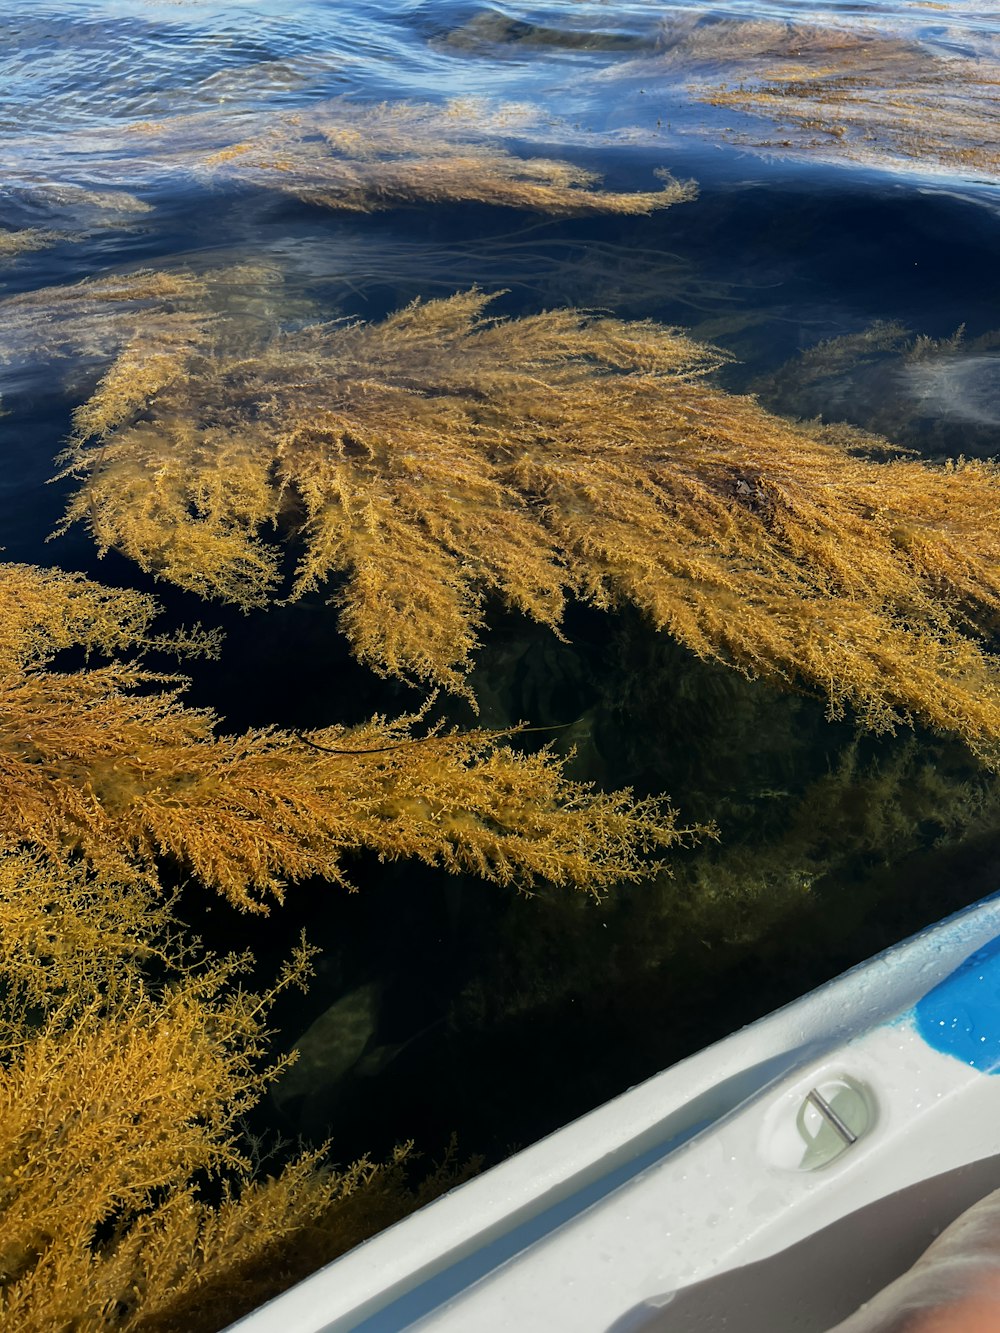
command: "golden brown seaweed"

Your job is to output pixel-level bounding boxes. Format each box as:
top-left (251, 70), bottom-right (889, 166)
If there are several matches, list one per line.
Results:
top-left (65, 290), bottom-right (1000, 764)
top-left (193, 98), bottom-right (694, 215)
top-left (679, 17), bottom-right (1000, 179)
top-left (0, 265), bottom-right (306, 387)
top-left (0, 229), bottom-right (66, 260)
top-left (0, 901), bottom-right (462, 1333)
top-left (0, 561), bottom-right (689, 907)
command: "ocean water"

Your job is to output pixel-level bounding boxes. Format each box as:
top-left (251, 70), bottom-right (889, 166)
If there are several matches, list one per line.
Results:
top-left (4, 0), bottom-right (1000, 1198)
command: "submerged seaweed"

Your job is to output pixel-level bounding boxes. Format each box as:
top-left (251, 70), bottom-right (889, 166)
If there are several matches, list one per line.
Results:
top-left (196, 98), bottom-right (693, 215)
top-left (0, 264), bottom-right (315, 392)
top-left (62, 287), bottom-right (1000, 765)
top-left (563, 12), bottom-right (1000, 183)
top-left (0, 550), bottom-right (692, 1325)
top-left (675, 16), bottom-right (1000, 180)
top-left (0, 856), bottom-right (477, 1332)
top-left (0, 561), bottom-right (693, 910)
top-left (453, 729), bottom-right (1000, 1051)
top-left (755, 322), bottom-right (1000, 459)
top-left (0, 229), bottom-right (66, 260)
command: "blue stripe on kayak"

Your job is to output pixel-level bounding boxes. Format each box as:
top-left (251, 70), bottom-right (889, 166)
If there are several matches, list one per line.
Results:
top-left (914, 934), bottom-right (1000, 1072)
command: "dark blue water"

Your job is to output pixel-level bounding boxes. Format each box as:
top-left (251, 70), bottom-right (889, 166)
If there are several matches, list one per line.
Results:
top-left (4, 0), bottom-right (1000, 1176)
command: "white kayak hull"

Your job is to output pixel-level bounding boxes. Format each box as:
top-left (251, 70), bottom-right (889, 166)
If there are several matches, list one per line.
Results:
top-left (230, 891), bottom-right (1000, 1332)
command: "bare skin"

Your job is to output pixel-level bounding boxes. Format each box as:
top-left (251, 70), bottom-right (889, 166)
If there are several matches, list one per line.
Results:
top-left (908, 1281), bottom-right (1000, 1332)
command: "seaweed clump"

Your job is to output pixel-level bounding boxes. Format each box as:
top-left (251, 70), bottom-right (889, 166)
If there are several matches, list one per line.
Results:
top-left (193, 97), bottom-right (694, 215)
top-left (0, 561), bottom-right (690, 910)
top-left (0, 229), bottom-right (65, 260)
top-left (754, 322), bottom-right (1000, 460)
top-left (64, 289), bottom-right (1000, 765)
top-left (680, 18), bottom-right (1000, 180)
top-left (0, 264), bottom-right (315, 399)
top-left (0, 852), bottom-right (474, 1332)
top-left (0, 186), bottom-right (152, 264)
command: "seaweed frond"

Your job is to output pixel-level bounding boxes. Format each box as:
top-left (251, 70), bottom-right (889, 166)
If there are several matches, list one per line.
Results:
top-left (0, 264), bottom-right (305, 391)
top-left (681, 17), bottom-right (1000, 179)
top-left (0, 560), bottom-right (691, 907)
top-left (0, 910), bottom-right (456, 1333)
top-left (0, 186), bottom-right (152, 264)
top-left (0, 229), bottom-right (66, 260)
top-left (64, 290), bottom-right (1000, 764)
top-left (197, 97), bottom-right (695, 215)
top-left (0, 269), bottom-right (212, 396)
